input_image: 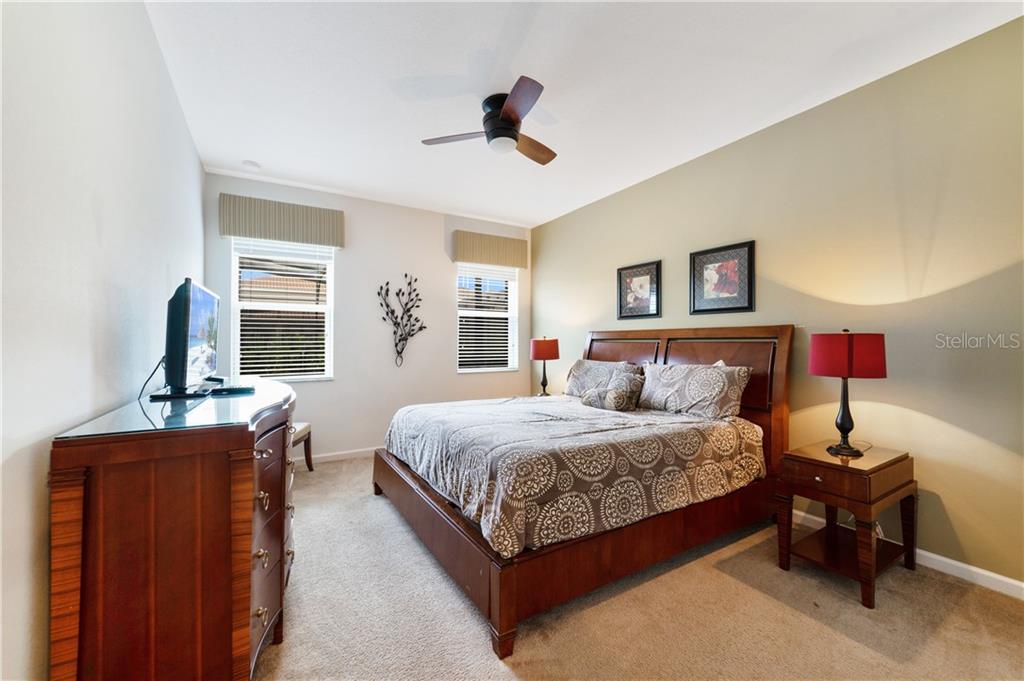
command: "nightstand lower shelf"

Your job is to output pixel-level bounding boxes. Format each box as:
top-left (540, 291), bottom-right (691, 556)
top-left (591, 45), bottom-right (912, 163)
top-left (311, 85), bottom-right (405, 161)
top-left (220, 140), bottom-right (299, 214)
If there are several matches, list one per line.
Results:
top-left (792, 526), bottom-right (905, 581)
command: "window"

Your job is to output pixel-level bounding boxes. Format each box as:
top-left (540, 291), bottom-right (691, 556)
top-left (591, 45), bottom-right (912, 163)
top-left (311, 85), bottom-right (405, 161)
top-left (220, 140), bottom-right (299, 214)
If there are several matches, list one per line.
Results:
top-left (457, 263), bottom-right (518, 372)
top-left (231, 238), bottom-right (334, 380)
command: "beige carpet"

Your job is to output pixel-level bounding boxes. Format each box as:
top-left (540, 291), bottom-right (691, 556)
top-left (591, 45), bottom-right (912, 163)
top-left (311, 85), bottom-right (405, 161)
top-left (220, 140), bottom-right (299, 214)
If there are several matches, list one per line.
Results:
top-left (255, 458), bottom-right (1023, 681)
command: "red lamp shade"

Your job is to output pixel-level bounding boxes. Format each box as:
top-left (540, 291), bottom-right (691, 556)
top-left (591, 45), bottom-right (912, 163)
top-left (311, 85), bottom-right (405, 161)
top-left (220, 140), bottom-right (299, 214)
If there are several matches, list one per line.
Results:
top-left (530, 338), bottom-right (559, 361)
top-left (808, 332), bottom-right (886, 379)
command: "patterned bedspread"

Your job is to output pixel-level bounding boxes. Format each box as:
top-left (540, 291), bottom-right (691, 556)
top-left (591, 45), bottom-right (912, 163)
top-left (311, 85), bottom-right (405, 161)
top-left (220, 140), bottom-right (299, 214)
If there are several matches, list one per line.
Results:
top-left (384, 396), bottom-right (765, 558)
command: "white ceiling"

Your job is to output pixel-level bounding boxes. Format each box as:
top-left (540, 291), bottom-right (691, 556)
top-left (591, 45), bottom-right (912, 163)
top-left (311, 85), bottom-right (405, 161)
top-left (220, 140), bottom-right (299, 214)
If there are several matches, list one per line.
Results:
top-left (146, 2), bottom-right (1020, 227)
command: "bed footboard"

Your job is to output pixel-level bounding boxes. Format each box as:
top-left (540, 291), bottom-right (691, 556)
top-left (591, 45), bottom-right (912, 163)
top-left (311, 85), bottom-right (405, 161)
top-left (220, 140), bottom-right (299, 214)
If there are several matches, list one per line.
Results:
top-left (372, 449), bottom-right (517, 655)
top-left (372, 448), bottom-right (774, 659)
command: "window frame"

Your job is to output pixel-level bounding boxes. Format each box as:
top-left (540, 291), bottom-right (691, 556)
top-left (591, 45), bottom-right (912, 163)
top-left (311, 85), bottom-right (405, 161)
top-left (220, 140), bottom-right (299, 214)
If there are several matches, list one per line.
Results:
top-left (455, 262), bottom-right (519, 374)
top-left (230, 237), bottom-right (335, 383)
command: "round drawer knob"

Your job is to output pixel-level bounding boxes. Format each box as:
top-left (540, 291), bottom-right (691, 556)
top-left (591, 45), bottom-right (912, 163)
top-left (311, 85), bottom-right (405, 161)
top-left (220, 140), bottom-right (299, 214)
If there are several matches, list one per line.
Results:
top-left (814, 475), bottom-right (823, 483)
top-left (254, 606), bottom-right (269, 627)
top-left (254, 547), bottom-right (270, 569)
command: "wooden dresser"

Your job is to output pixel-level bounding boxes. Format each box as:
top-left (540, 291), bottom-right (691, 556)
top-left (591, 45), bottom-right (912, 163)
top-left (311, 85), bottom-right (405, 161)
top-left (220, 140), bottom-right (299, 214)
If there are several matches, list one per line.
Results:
top-left (49, 379), bottom-right (296, 680)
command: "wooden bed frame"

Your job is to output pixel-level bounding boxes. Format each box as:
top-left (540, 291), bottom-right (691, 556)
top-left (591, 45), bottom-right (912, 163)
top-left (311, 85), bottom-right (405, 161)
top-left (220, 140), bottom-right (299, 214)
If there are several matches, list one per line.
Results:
top-left (372, 324), bottom-right (793, 658)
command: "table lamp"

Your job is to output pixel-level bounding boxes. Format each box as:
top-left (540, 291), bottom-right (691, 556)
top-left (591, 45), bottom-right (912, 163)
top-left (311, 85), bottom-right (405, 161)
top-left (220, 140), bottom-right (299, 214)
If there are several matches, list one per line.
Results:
top-left (530, 337), bottom-right (559, 396)
top-left (808, 329), bottom-right (886, 457)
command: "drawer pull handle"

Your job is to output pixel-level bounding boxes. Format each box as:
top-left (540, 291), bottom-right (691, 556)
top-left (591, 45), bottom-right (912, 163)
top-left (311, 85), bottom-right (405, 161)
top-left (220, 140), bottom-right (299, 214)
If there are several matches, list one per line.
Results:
top-left (253, 448), bottom-right (273, 460)
top-left (285, 503), bottom-right (295, 517)
top-left (285, 548), bottom-right (295, 562)
top-left (254, 606), bottom-right (269, 627)
top-left (285, 456), bottom-right (295, 468)
top-left (254, 547), bottom-right (270, 569)
top-left (256, 490), bottom-right (270, 511)
top-left (814, 475), bottom-right (823, 483)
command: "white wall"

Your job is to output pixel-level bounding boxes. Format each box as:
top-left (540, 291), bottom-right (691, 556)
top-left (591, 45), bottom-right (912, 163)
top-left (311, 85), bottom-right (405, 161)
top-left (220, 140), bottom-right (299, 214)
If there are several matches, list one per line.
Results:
top-left (1, 4), bottom-right (205, 678)
top-left (203, 173), bottom-right (532, 457)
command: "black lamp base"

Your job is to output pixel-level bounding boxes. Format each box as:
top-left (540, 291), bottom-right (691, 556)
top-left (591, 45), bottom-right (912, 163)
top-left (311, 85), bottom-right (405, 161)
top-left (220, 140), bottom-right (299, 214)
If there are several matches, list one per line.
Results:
top-left (826, 442), bottom-right (864, 458)
top-left (828, 376), bottom-right (863, 457)
top-left (537, 360), bottom-right (550, 397)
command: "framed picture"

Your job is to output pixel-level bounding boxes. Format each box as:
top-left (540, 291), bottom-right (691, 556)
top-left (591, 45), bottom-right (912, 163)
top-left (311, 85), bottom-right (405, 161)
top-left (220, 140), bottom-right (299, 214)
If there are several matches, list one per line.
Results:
top-left (617, 260), bottom-right (661, 319)
top-left (690, 241), bottom-right (755, 314)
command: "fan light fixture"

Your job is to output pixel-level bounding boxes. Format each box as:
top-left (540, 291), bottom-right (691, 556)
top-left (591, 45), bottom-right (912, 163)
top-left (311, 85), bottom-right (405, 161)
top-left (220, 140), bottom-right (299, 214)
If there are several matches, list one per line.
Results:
top-left (488, 135), bottom-right (517, 154)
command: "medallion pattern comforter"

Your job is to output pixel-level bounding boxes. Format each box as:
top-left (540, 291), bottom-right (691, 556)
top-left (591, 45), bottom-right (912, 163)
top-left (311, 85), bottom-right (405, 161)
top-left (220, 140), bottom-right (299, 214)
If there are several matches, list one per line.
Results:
top-left (384, 396), bottom-right (765, 559)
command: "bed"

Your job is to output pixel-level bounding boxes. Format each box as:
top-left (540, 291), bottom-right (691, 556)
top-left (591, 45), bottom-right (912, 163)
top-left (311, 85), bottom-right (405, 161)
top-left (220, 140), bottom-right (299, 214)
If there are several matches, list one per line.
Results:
top-left (372, 325), bottom-right (793, 658)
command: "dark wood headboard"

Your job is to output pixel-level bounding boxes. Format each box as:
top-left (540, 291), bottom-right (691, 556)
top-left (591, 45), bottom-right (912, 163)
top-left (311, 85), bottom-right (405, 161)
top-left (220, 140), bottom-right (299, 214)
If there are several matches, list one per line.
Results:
top-left (583, 325), bottom-right (794, 475)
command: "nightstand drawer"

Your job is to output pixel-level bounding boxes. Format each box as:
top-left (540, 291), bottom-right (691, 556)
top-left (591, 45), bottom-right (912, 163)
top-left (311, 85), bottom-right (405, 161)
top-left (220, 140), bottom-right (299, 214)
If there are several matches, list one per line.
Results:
top-left (781, 458), bottom-right (869, 501)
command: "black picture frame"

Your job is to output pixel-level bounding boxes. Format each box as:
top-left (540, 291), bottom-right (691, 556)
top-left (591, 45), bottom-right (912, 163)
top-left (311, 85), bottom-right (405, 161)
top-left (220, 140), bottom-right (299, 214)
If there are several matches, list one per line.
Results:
top-left (617, 260), bottom-right (662, 319)
top-left (689, 241), bottom-right (755, 314)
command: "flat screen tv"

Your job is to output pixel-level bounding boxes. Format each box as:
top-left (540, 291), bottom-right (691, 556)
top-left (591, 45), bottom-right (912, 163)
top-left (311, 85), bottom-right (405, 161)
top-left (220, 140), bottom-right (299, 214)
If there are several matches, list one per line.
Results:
top-left (164, 278), bottom-right (220, 393)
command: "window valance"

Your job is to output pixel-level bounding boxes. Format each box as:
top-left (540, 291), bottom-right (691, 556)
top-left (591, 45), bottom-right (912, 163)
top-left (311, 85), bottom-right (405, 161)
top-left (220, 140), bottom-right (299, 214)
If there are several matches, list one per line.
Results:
top-left (218, 193), bottom-right (344, 248)
top-left (452, 230), bottom-right (528, 269)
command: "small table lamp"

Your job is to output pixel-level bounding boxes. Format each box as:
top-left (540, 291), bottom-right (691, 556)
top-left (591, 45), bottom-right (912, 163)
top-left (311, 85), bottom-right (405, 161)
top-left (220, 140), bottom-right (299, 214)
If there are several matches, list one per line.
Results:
top-left (808, 329), bottom-right (886, 457)
top-left (530, 337), bottom-right (559, 396)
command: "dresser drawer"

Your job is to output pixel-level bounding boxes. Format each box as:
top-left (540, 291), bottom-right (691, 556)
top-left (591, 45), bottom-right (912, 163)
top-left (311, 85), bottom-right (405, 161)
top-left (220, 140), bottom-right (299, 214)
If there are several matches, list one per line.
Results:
top-left (283, 534), bottom-right (295, 590)
top-left (781, 458), bottom-right (869, 502)
top-left (284, 449), bottom-right (296, 499)
top-left (251, 510), bottom-right (283, 574)
top-left (254, 425), bottom-right (285, 462)
top-left (249, 559), bottom-right (282, 669)
top-left (283, 495), bottom-right (294, 543)
top-left (253, 458), bottom-right (283, 527)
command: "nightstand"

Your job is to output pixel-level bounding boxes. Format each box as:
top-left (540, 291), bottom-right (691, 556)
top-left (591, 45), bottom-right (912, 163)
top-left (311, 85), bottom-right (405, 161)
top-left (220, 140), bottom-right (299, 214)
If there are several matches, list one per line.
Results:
top-left (775, 441), bottom-right (917, 608)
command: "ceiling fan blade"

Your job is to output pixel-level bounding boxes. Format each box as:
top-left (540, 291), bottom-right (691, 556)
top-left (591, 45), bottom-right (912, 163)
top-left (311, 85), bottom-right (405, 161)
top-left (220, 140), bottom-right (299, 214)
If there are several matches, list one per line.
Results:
top-left (421, 131), bottom-right (485, 145)
top-left (500, 76), bottom-right (543, 125)
top-left (516, 134), bottom-right (556, 165)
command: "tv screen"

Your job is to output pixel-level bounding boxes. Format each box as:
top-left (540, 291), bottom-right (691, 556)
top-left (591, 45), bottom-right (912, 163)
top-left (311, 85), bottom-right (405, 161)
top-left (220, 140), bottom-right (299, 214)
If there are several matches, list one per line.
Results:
top-left (186, 282), bottom-right (219, 385)
top-left (164, 278), bottom-right (219, 391)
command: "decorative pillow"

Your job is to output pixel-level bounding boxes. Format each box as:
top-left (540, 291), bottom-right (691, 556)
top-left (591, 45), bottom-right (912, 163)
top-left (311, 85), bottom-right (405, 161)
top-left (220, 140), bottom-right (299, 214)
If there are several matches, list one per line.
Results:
top-left (565, 359), bottom-right (641, 397)
top-left (637, 362), bottom-right (752, 418)
top-left (580, 371), bottom-right (645, 411)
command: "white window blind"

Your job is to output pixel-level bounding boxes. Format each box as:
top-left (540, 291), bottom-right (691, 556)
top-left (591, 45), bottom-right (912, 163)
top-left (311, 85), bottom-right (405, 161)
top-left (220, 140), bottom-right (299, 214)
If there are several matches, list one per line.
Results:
top-left (231, 238), bottom-right (334, 380)
top-left (457, 263), bottom-right (518, 372)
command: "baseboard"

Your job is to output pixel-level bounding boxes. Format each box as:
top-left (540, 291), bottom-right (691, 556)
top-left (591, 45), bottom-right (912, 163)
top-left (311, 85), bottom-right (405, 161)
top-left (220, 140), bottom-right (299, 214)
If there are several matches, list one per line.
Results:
top-left (310, 446), bottom-right (380, 463)
top-left (792, 510), bottom-right (1023, 601)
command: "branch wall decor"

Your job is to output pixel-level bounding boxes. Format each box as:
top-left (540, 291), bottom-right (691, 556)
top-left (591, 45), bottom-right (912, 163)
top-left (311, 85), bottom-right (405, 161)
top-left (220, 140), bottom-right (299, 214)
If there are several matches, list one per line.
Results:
top-left (378, 273), bottom-right (427, 366)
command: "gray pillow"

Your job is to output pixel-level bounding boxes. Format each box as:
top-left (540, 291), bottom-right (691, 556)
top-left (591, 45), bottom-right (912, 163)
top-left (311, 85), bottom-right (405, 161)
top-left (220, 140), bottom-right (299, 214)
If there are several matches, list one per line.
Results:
top-left (580, 371), bottom-right (645, 411)
top-left (564, 359), bottom-right (641, 397)
top-left (637, 362), bottom-right (752, 418)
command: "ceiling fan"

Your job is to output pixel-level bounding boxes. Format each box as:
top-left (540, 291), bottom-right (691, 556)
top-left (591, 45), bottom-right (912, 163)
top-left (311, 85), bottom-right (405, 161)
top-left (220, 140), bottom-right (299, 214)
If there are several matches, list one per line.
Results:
top-left (421, 76), bottom-right (556, 165)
